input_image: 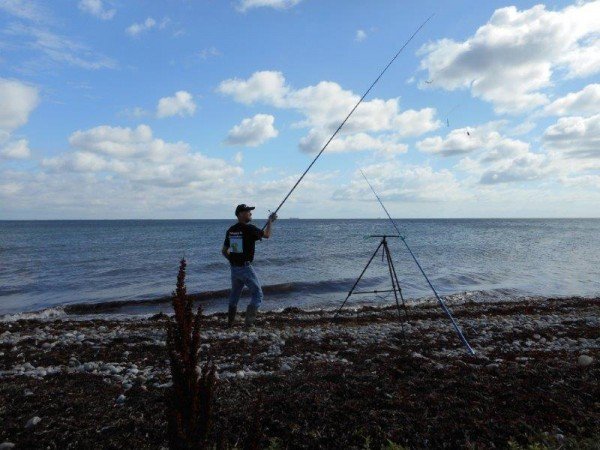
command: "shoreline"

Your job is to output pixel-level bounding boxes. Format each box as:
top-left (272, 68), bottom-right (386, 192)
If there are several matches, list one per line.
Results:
top-left (3, 289), bottom-right (599, 322)
top-left (1, 296), bottom-right (598, 448)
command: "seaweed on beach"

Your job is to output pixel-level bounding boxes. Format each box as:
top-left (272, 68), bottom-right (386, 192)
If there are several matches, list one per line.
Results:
top-left (166, 258), bottom-right (216, 449)
top-left (0, 297), bottom-right (598, 448)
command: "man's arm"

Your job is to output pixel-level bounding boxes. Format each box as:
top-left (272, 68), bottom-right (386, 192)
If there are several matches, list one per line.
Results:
top-left (221, 245), bottom-right (230, 261)
top-left (262, 212), bottom-right (278, 239)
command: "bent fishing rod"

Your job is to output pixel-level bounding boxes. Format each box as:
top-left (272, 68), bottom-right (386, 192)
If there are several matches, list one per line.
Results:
top-left (262, 13), bottom-right (435, 230)
top-left (360, 170), bottom-right (476, 355)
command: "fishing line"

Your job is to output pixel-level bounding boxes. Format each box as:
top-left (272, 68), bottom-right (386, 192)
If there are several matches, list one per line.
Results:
top-left (262, 13), bottom-right (435, 229)
top-left (360, 169), bottom-right (475, 355)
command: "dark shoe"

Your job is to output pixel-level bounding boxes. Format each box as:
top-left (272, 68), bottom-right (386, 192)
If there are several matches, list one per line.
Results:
top-left (245, 305), bottom-right (258, 328)
top-left (227, 306), bottom-right (237, 328)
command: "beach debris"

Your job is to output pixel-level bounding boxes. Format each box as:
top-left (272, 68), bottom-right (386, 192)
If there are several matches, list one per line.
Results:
top-left (25, 416), bottom-right (41, 429)
top-left (578, 355), bottom-right (593, 367)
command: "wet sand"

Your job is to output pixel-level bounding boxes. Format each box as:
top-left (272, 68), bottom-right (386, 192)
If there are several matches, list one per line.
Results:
top-left (1, 296), bottom-right (598, 448)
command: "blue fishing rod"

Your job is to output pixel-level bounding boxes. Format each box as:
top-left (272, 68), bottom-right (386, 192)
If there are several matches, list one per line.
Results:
top-left (262, 14), bottom-right (435, 230)
top-left (360, 170), bottom-right (475, 355)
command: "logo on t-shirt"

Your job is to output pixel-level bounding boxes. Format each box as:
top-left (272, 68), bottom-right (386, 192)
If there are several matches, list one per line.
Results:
top-left (229, 231), bottom-right (243, 253)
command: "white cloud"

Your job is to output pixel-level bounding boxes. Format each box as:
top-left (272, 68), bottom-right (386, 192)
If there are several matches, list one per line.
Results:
top-left (253, 166), bottom-right (272, 176)
top-left (0, 139), bottom-right (31, 159)
top-left (0, 78), bottom-right (39, 162)
top-left (0, 0), bottom-right (49, 22)
top-left (43, 124), bottom-right (243, 189)
top-left (0, 78), bottom-right (40, 133)
top-left (198, 47), bottom-right (221, 60)
top-left (333, 162), bottom-right (469, 203)
top-left (218, 71), bottom-right (289, 106)
top-left (126, 17), bottom-right (160, 37)
top-left (299, 130), bottom-right (407, 155)
top-left (355, 29), bottom-right (367, 42)
top-left (393, 108), bottom-right (440, 137)
top-left (543, 114), bottom-right (600, 159)
top-left (479, 152), bottom-right (552, 185)
top-left (417, 123), bottom-right (522, 158)
top-left (225, 114), bottom-right (278, 147)
top-left (418, 2), bottom-right (600, 113)
top-left (4, 23), bottom-right (117, 70)
top-left (236, 0), bottom-right (303, 13)
top-left (233, 152), bottom-right (243, 164)
top-left (219, 70), bottom-right (440, 154)
top-left (156, 91), bottom-right (196, 118)
top-left (67, 124), bottom-right (157, 158)
top-left (544, 84), bottom-right (600, 117)
top-left (420, 122), bottom-right (560, 185)
top-left (78, 0), bottom-right (115, 20)
top-left (119, 106), bottom-right (148, 119)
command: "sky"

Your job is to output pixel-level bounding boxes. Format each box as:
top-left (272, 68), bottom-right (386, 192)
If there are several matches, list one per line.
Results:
top-left (0, 0), bottom-right (599, 219)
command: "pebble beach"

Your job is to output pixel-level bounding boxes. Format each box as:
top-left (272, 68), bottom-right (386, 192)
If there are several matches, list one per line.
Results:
top-left (1, 295), bottom-right (598, 448)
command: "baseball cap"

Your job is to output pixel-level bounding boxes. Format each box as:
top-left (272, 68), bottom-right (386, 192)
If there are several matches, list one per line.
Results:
top-left (235, 204), bottom-right (255, 215)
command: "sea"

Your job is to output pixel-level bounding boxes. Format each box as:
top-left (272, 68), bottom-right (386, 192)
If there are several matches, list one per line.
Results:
top-left (1, 219), bottom-right (599, 319)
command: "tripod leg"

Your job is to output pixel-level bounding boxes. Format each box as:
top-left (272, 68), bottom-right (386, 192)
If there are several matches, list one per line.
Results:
top-left (387, 242), bottom-right (411, 336)
top-left (333, 240), bottom-right (384, 320)
top-left (383, 241), bottom-right (406, 343)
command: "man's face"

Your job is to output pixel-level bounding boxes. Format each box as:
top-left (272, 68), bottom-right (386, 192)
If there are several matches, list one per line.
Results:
top-left (238, 210), bottom-right (252, 223)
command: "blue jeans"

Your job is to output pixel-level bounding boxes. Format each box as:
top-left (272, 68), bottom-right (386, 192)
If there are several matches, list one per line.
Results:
top-left (229, 264), bottom-right (263, 309)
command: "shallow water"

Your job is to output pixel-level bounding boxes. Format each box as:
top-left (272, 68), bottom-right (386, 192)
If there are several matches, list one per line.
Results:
top-left (1, 219), bottom-right (599, 317)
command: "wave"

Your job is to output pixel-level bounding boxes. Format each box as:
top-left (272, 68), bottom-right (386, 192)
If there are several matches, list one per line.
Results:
top-left (201, 255), bottom-right (312, 271)
top-left (3, 289), bottom-right (597, 322)
top-left (59, 276), bottom-right (384, 315)
top-left (0, 306), bottom-right (67, 322)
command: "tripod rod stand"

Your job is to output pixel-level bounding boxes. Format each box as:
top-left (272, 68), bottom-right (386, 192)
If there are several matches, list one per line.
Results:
top-left (333, 235), bottom-right (410, 339)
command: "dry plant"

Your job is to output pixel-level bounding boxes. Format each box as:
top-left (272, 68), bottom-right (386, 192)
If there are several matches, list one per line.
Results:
top-left (166, 258), bottom-right (216, 449)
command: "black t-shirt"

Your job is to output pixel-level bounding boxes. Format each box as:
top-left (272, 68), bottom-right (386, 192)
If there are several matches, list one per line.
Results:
top-left (223, 222), bottom-right (264, 266)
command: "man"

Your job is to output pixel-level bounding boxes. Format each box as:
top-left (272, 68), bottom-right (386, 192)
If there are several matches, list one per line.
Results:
top-left (222, 204), bottom-right (277, 328)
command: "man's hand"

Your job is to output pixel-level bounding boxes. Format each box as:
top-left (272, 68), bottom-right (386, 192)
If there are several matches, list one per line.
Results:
top-left (221, 246), bottom-right (230, 262)
top-left (263, 212), bottom-right (277, 239)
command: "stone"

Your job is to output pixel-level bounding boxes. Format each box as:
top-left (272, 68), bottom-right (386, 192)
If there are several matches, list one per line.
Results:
top-left (0, 443), bottom-right (16, 449)
top-left (281, 363), bottom-right (292, 372)
top-left (25, 416), bottom-right (41, 428)
top-left (116, 394), bottom-right (126, 404)
top-left (578, 355), bottom-right (593, 367)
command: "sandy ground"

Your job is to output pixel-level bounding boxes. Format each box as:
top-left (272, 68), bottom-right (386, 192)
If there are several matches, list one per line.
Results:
top-left (0, 296), bottom-right (598, 449)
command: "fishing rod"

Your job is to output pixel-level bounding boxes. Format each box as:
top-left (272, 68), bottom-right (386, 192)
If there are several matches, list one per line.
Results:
top-left (262, 13), bottom-right (435, 230)
top-left (360, 170), bottom-right (475, 355)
